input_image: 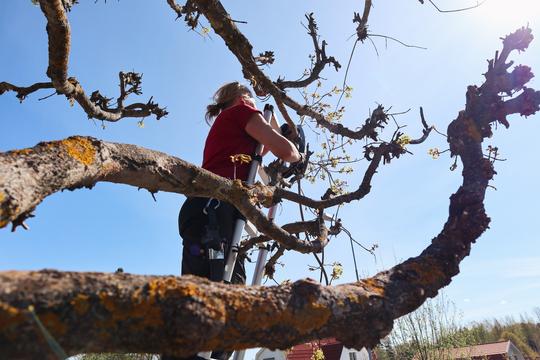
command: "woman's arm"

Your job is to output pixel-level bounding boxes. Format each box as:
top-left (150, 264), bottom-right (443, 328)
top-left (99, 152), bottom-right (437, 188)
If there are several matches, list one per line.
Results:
top-left (245, 113), bottom-right (301, 163)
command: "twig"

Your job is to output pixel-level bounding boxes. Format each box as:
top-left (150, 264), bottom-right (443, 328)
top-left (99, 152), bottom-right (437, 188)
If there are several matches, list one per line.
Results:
top-left (368, 34), bottom-right (427, 50)
top-left (422, 0), bottom-right (487, 13)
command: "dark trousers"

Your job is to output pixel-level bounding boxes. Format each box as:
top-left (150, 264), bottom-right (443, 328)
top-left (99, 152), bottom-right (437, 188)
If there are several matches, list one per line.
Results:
top-left (161, 198), bottom-right (246, 360)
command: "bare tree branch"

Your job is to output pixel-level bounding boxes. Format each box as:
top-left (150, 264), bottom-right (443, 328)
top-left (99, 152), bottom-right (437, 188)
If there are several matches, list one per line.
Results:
top-left (239, 220), bottom-right (321, 253)
top-left (33, 0), bottom-right (167, 122)
top-left (354, 0), bottom-right (372, 41)
top-left (409, 107), bottom-right (434, 145)
top-left (0, 137), bottom-right (326, 253)
top-left (276, 13), bottom-right (341, 89)
top-left (264, 245), bottom-right (286, 279)
top-left (166, 0), bottom-right (200, 28)
top-left (187, 0), bottom-right (388, 141)
top-left (0, 81), bottom-right (54, 102)
top-left (420, 0), bottom-right (487, 13)
top-left (275, 148), bottom-right (383, 210)
top-left (166, 0), bottom-right (183, 17)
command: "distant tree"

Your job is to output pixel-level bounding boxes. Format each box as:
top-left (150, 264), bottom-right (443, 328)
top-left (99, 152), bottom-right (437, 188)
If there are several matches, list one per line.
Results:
top-left (499, 330), bottom-right (537, 359)
top-left (377, 309), bottom-right (540, 360)
top-left (1, 0), bottom-right (540, 359)
top-left (375, 294), bottom-right (480, 360)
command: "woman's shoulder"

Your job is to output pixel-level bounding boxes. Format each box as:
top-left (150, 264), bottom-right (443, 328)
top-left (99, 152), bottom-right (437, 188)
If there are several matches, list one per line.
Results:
top-left (229, 100), bottom-right (260, 113)
top-left (219, 100), bottom-right (261, 124)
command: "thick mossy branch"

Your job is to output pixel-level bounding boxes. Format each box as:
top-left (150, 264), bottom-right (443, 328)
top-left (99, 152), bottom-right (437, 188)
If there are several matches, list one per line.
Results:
top-left (0, 137), bottom-right (325, 252)
top-left (0, 271), bottom-right (390, 359)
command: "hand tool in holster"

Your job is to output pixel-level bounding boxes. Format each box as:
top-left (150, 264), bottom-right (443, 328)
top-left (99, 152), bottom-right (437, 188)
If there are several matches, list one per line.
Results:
top-left (201, 198), bottom-right (225, 282)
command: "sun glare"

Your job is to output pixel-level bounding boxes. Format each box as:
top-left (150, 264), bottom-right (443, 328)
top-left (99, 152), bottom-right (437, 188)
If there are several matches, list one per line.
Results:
top-left (481, 0), bottom-right (540, 27)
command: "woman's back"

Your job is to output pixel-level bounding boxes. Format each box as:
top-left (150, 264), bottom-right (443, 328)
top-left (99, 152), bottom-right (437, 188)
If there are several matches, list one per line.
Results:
top-left (202, 98), bottom-right (260, 180)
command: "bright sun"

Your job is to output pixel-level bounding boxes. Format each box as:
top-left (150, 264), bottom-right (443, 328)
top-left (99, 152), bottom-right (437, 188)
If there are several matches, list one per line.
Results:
top-left (481, 0), bottom-right (540, 26)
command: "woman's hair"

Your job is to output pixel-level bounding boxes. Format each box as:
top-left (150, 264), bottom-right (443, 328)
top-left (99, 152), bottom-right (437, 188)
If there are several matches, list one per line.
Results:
top-left (205, 82), bottom-right (253, 124)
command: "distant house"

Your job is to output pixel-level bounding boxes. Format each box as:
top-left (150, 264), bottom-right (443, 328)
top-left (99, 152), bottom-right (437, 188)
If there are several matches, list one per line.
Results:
top-left (255, 338), bottom-right (373, 360)
top-left (448, 340), bottom-right (525, 360)
top-left (413, 340), bottom-right (526, 360)
top-left (255, 348), bottom-right (287, 360)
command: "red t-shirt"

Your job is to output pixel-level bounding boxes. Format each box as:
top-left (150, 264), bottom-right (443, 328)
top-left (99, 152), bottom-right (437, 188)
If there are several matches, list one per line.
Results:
top-left (202, 99), bottom-right (261, 181)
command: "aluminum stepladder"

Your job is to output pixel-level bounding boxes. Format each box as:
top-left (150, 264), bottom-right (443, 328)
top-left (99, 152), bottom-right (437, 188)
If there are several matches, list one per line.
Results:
top-left (198, 103), bottom-right (276, 360)
top-left (231, 173), bottom-right (277, 360)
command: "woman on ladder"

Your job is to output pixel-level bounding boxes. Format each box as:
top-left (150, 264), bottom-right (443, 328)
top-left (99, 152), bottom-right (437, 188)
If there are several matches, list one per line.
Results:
top-left (163, 82), bottom-right (301, 360)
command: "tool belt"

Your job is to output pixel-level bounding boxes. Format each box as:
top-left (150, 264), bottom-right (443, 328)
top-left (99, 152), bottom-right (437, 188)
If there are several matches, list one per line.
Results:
top-left (178, 197), bottom-right (244, 281)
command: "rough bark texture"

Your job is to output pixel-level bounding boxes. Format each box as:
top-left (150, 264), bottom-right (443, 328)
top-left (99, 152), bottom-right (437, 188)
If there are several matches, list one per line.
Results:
top-left (0, 137), bottom-right (326, 253)
top-left (0, 271), bottom-right (392, 359)
top-left (1, 1), bottom-right (540, 358)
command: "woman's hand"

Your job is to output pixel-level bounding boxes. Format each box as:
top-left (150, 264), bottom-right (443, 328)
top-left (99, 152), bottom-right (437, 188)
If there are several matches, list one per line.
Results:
top-left (245, 113), bottom-right (301, 163)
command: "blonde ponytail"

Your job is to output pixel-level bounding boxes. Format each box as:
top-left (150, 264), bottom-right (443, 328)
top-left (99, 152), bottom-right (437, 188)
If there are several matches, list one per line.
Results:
top-left (205, 82), bottom-right (252, 124)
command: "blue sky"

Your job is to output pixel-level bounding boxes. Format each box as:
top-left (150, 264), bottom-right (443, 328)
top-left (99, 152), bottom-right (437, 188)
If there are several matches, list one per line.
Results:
top-left (1, 0), bottom-right (540, 352)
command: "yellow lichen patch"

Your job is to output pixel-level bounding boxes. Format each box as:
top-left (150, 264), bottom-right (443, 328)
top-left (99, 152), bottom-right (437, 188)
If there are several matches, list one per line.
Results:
top-left (129, 298), bottom-right (163, 330)
top-left (0, 302), bottom-right (24, 330)
top-left (99, 291), bottom-right (117, 314)
top-left (203, 297), bottom-right (227, 325)
top-left (156, 278), bottom-right (229, 328)
top-left (291, 299), bottom-right (331, 334)
top-left (343, 287), bottom-right (368, 306)
top-left (70, 293), bottom-right (90, 316)
top-left (7, 148), bottom-right (33, 156)
top-left (40, 312), bottom-right (68, 336)
top-left (60, 137), bottom-right (96, 166)
top-left (235, 295), bottom-right (330, 335)
top-left (0, 192), bottom-right (7, 228)
top-left (361, 278), bottom-right (386, 297)
top-left (99, 289), bottom-right (163, 330)
top-left (148, 278), bottom-right (227, 324)
top-left (235, 298), bottom-right (279, 330)
top-left (148, 278), bottom-right (200, 299)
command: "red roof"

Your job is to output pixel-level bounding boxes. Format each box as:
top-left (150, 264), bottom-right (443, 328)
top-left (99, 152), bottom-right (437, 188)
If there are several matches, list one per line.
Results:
top-left (287, 338), bottom-right (344, 360)
top-left (413, 340), bottom-right (513, 360)
top-left (449, 340), bottom-right (510, 358)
